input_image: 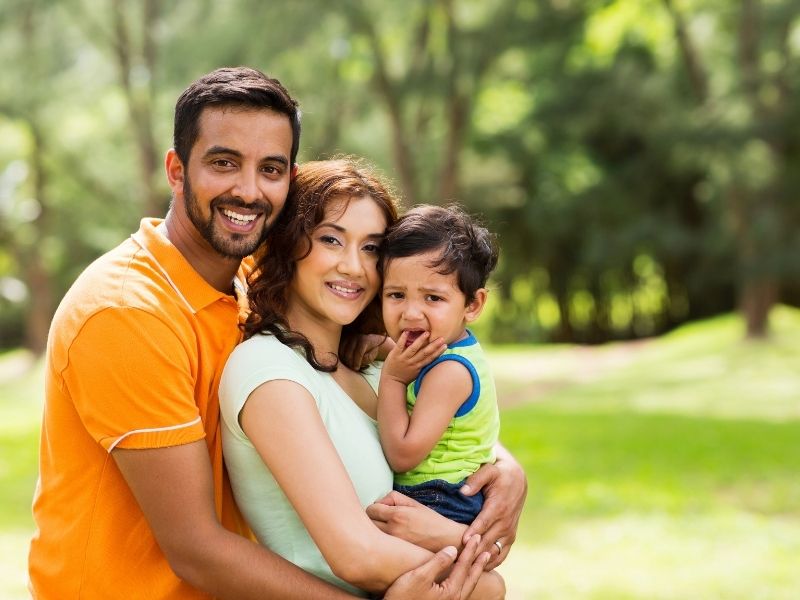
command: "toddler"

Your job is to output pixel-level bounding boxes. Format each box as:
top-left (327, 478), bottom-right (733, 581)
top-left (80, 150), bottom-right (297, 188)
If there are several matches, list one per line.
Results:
top-left (377, 204), bottom-right (500, 525)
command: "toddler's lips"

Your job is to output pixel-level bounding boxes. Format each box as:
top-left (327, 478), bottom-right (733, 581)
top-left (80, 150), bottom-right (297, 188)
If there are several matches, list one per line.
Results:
top-left (403, 329), bottom-right (427, 347)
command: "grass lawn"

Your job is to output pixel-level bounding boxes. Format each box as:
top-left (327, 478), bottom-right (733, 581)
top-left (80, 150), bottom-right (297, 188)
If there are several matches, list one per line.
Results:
top-left (494, 306), bottom-right (800, 599)
top-left (2, 307), bottom-right (799, 599)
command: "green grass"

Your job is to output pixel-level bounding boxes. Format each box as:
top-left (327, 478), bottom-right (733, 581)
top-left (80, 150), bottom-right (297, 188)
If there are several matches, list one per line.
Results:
top-left (2, 307), bottom-right (799, 599)
top-left (493, 306), bottom-right (800, 599)
top-left (0, 349), bottom-right (41, 599)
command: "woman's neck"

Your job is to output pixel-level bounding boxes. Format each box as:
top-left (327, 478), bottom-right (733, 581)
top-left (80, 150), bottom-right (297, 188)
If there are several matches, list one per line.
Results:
top-left (285, 307), bottom-right (342, 367)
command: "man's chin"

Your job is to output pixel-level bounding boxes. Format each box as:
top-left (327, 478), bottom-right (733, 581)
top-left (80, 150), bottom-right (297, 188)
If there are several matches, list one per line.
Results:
top-left (206, 226), bottom-right (268, 259)
top-left (209, 236), bottom-right (263, 259)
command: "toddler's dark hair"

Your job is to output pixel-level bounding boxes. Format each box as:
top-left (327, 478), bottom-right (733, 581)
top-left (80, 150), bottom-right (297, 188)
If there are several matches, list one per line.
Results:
top-left (381, 204), bottom-right (498, 303)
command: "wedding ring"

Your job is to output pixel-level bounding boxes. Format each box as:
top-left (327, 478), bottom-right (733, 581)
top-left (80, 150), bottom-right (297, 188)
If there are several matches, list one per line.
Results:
top-left (494, 540), bottom-right (503, 552)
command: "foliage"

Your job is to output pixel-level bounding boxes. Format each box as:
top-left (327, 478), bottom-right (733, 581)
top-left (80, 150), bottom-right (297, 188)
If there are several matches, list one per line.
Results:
top-left (1, 0), bottom-right (800, 349)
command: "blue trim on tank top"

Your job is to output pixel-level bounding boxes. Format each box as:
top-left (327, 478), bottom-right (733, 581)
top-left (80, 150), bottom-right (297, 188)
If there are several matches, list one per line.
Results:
top-left (412, 331), bottom-right (480, 417)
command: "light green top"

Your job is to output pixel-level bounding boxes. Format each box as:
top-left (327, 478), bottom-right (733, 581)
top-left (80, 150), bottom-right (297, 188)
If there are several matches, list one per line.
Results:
top-left (219, 334), bottom-right (392, 597)
top-left (393, 330), bottom-right (500, 486)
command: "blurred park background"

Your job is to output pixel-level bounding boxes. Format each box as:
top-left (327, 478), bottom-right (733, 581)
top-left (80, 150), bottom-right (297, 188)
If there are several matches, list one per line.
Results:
top-left (1, 0), bottom-right (799, 598)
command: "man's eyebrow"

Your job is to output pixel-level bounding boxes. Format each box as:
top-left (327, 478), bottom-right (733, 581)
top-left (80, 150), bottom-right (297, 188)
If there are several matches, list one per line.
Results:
top-left (203, 145), bottom-right (241, 159)
top-left (317, 222), bottom-right (385, 238)
top-left (202, 146), bottom-right (289, 167)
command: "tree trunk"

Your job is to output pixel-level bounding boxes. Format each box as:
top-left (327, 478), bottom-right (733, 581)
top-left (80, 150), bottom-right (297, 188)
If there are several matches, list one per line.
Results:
top-left (21, 123), bottom-right (55, 354)
top-left (739, 278), bottom-right (777, 338)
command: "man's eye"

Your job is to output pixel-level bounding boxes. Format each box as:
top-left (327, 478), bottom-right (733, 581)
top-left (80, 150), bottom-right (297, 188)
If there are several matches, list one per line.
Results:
top-left (262, 165), bottom-right (279, 174)
top-left (213, 159), bottom-right (233, 168)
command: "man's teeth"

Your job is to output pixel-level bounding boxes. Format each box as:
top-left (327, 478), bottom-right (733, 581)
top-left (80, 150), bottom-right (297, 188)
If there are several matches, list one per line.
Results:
top-left (222, 209), bottom-right (257, 225)
top-left (329, 283), bottom-right (360, 293)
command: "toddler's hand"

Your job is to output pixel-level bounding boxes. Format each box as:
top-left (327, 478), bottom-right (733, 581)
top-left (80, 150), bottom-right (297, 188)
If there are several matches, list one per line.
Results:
top-left (383, 331), bottom-right (446, 385)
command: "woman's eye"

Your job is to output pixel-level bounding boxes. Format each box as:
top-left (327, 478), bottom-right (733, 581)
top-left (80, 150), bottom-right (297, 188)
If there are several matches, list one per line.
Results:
top-left (363, 243), bottom-right (380, 253)
top-left (319, 235), bottom-right (340, 245)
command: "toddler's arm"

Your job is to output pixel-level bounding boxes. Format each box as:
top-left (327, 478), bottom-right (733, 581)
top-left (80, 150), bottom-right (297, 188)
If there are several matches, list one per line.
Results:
top-left (378, 332), bottom-right (469, 473)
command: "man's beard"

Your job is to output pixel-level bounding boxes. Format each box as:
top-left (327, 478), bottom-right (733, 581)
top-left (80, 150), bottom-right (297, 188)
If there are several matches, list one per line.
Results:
top-left (183, 177), bottom-right (273, 259)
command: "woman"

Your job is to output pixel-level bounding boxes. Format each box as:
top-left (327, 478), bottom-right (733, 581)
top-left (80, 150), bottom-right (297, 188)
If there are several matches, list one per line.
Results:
top-left (219, 158), bottom-right (504, 598)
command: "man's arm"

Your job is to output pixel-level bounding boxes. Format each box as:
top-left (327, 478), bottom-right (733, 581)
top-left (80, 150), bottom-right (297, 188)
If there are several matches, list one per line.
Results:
top-left (113, 441), bottom-right (355, 600)
top-left (460, 443), bottom-right (527, 569)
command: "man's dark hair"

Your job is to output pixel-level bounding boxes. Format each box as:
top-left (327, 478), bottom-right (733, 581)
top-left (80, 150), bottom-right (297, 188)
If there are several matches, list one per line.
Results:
top-left (381, 204), bottom-right (499, 303)
top-left (173, 66), bottom-right (301, 165)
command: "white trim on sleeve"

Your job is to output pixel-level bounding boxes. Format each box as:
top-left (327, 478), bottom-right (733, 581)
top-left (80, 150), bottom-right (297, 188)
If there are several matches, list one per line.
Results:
top-left (107, 416), bottom-right (202, 452)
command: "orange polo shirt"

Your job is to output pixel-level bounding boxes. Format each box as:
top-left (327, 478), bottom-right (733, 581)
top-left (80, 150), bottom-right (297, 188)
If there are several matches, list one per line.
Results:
top-left (29, 218), bottom-right (252, 599)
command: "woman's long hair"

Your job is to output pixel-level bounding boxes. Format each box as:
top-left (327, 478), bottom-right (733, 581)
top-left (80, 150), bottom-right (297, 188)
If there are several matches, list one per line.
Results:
top-left (244, 157), bottom-right (400, 371)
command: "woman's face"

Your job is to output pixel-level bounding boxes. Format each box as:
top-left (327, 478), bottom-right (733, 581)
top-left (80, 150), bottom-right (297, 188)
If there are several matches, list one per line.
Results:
top-left (287, 194), bottom-right (388, 331)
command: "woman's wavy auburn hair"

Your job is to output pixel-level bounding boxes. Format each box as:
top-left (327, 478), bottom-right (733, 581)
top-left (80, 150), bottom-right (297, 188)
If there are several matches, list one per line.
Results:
top-left (243, 157), bottom-right (400, 371)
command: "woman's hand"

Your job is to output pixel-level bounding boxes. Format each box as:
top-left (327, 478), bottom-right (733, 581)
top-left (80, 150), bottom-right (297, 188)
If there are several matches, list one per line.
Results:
top-left (383, 535), bottom-right (493, 600)
top-left (460, 447), bottom-right (527, 569)
top-left (367, 491), bottom-right (467, 552)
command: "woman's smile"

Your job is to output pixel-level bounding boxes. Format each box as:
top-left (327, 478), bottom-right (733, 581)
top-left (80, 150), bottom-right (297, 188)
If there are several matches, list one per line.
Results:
top-left (326, 280), bottom-right (365, 299)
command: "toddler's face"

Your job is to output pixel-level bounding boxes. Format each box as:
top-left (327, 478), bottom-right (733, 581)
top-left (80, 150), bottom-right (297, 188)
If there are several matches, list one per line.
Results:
top-left (382, 251), bottom-right (472, 348)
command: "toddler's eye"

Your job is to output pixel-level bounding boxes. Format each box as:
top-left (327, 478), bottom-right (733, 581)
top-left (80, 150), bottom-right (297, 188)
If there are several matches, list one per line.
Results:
top-left (426, 295), bottom-right (443, 302)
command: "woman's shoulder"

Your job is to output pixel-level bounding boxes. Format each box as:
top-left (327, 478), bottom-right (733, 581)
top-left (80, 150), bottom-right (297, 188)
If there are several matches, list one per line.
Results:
top-left (229, 333), bottom-right (300, 364)
top-left (222, 334), bottom-right (316, 389)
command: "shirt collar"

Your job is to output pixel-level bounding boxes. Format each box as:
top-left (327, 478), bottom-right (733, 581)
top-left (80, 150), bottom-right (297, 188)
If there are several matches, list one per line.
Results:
top-left (131, 218), bottom-right (247, 313)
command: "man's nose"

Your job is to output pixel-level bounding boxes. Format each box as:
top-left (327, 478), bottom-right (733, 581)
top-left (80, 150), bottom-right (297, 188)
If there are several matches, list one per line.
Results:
top-left (232, 170), bottom-right (263, 203)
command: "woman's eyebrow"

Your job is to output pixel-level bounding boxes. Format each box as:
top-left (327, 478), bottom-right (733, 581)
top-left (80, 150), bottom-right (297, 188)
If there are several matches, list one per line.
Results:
top-left (317, 222), bottom-right (386, 238)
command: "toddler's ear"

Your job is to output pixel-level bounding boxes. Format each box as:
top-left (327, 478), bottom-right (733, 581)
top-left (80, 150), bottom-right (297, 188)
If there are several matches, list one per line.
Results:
top-left (464, 288), bottom-right (488, 323)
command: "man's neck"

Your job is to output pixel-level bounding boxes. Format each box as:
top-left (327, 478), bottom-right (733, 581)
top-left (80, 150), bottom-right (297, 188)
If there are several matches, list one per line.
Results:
top-left (161, 211), bottom-right (240, 294)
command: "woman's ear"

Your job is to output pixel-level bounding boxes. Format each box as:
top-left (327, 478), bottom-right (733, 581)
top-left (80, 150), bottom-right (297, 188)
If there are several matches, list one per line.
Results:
top-left (464, 288), bottom-right (488, 323)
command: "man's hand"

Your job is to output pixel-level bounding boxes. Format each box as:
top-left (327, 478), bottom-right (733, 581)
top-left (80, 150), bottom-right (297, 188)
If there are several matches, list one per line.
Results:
top-left (460, 449), bottom-right (527, 569)
top-left (382, 331), bottom-right (446, 386)
top-left (383, 535), bottom-right (490, 600)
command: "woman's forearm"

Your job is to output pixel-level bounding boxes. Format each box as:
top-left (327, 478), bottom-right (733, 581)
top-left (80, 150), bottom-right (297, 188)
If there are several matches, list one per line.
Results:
top-left (327, 521), bottom-right (434, 594)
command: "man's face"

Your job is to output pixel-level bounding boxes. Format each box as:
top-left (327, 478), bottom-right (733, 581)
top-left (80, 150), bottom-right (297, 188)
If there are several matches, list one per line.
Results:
top-left (177, 106), bottom-right (295, 259)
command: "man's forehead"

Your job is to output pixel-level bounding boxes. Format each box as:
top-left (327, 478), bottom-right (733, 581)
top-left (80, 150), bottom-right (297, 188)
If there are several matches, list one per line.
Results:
top-left (193, 105), bottom-right (292, 152)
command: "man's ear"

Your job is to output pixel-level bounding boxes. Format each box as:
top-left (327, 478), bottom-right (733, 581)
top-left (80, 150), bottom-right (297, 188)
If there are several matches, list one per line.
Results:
top-left (165, 149), bottom-right (185, 195)
top-left (464, 288), bottom-right (488, 323)
top-left (290, 162), bottom-right (299, 180)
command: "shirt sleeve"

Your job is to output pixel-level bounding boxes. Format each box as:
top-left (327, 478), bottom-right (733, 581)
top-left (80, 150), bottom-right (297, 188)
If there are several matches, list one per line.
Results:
top-left (219, 335), bottom-right (319, 439)
top-left (61, 307), bottom-right (206, 452)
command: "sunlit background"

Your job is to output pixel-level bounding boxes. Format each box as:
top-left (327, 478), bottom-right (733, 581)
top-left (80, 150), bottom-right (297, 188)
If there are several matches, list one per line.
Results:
top-left (1, 1), bottom-right (799, 598)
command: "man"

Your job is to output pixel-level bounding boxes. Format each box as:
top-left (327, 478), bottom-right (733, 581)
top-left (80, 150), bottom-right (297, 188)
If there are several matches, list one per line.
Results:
top-left (29, 67), bottom-right (525, 599)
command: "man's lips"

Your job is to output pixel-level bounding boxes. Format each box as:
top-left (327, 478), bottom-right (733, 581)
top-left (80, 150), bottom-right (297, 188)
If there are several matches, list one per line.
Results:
top-left (216, 206), bottom-right (265, 232)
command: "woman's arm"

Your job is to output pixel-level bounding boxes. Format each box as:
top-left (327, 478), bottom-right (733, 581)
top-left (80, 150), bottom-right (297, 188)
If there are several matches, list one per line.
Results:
top-left (368, 490), bottom-right (468, 551)
top-left (241, 378), bottom-right (435, 594)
